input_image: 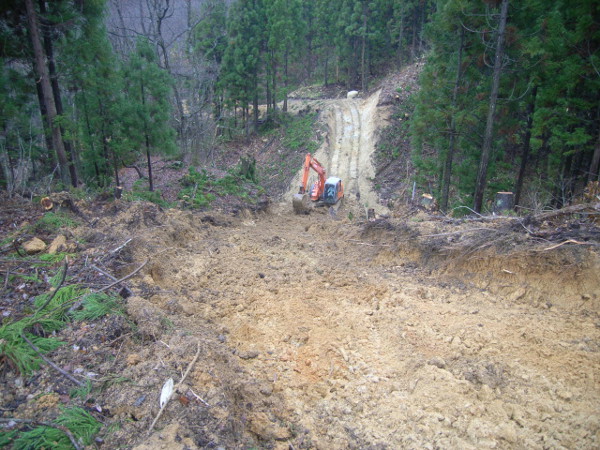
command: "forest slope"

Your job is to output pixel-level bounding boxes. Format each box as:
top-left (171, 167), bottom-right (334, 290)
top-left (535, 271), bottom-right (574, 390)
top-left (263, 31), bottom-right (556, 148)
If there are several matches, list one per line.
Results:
top-left (1, 66), bottom-right (599, 449)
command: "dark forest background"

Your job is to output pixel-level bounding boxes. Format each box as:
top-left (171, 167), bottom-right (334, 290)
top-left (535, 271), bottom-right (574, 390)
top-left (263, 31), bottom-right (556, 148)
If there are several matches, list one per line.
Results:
top-left (1, 0), bottom-right (598, 213)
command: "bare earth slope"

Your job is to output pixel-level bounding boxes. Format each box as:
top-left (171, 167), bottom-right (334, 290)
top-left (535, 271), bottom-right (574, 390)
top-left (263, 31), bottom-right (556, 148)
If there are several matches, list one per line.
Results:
top-left (109, 82), bottom-right (599, 448)
top-left (115, 205), bottom-right (599, 449)
top-left (287, 90), bottom-right (388, 216)
top-left (6, 77), bottom-right (597, 448)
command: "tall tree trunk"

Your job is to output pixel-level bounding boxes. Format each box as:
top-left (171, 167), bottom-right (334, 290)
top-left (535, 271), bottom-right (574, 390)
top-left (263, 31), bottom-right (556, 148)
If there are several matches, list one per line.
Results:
top-left (155, 0), bottom-right (185, 143)
top-left (34, 81), bottom-right (54, 161)
top-left (146, 134), bottom-right (153, 192)
top-left (324, 53), bottom-right (329, 86)
top-left (266, 66), bottom-right (272, 114)
top-left (105, 136), bottom-right (119, 187)
top-left (306, 14), bottom-right (313, 79)
top-left (272, 50), bottom-right (278, 111)
top-left (514, 85), bottom-right (538, 208)
top-left (361, 13), bottom-right (367, 92)
top-left (397, 8), bottom-right (405, 66)
top-left (80, 87), bottom-right (99, 180)
top-left (440, 27), bottom-right (464, 213)
top-left (283, 48), bottom-right (289, 112)
top-left (410, 5), bottom-right (418, 62)
top-left (588, 120), bottom-right (600, 182)
top-left (418, 1), bottom-right (426, 55)
top-left (349, 38), bottom-right (359, 88)
top-left (39, 0), bottom-right (78, 187)
top-left (253, 71), bottom-right (259, 132)
top-left (473, 0), bottom-right (509, 213)
top-left (25, 0), bottom-right (70, 186)
top-left (140, 79), bottom-right (154, 191)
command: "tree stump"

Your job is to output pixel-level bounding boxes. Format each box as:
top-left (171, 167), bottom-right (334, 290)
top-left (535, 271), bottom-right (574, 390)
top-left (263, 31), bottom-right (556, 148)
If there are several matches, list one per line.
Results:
top-left (494, 192), bottom-right (514, 214)
top-left (421, 194), bottom-right (437, 210)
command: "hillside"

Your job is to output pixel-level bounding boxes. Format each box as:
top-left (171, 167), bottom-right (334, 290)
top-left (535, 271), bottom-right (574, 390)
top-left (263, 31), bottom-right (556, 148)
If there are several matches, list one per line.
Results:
top-left (1, 63), bottom-right (599, 449)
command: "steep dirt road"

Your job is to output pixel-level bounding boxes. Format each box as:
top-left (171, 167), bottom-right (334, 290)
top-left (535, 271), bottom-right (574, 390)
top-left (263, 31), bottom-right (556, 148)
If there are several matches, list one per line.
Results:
top-left (287, 91), bottom-right (387, 216)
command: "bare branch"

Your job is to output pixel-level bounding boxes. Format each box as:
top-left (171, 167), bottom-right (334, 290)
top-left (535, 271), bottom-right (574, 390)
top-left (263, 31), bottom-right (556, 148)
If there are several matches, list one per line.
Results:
top-left (21, 332), bottom-right (84, 386)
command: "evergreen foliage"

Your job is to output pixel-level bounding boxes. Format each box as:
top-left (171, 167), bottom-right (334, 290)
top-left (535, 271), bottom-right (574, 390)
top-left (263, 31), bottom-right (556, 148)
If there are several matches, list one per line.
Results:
top-left (122, 37), bottom-right (178, 191)
top-left (410, 0), bottom-right (599, 212)
top-left (9, 407), bottom-right (101, 449)
top-left (0, 0), bottom-right (597, 210)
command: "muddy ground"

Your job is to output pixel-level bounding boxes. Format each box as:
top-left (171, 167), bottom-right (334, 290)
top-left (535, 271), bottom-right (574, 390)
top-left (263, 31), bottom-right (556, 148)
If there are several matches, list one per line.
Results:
top-left (1, 66), bottom-right (599, 449)
top-left (26, 198), bottom-right (593, 450)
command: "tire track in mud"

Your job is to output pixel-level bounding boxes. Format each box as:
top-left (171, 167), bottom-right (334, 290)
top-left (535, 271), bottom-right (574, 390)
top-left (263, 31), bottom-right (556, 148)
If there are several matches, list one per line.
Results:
top-left (324, 100), bottom-right (361, 196)
top-left (348, 101), bottom-right (361, 184)
top-left (328, 105), bottom-right (344, 179)
top-left (287, 91), bottom-right (386, 215)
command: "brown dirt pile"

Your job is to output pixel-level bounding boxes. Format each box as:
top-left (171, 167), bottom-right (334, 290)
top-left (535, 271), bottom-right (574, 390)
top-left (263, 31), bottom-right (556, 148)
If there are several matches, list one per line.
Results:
top-left (100, 200), bottom-right (599, 449)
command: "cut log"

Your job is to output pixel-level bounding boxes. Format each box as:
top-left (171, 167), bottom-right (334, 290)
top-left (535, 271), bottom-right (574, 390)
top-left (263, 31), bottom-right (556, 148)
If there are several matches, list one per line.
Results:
top-left (40, 197), bottom-right (53, 210)
top-left (421, 193), bottom-right (437, 210)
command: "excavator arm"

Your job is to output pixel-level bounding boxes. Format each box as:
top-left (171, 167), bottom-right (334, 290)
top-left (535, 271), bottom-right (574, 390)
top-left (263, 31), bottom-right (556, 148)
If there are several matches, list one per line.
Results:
top-left (294, 153), bottom-right (326, 213)
top-left (298, 153), bottom-right (326, 200)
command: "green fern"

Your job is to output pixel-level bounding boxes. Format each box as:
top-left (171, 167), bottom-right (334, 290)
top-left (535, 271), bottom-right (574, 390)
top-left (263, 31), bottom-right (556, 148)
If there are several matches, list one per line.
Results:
top-left (71, 292), bottom-right (124, 321)
top-left (10, 407), bottom-right (101, 449)
top-left (0, 319), bottom-right (64, 375)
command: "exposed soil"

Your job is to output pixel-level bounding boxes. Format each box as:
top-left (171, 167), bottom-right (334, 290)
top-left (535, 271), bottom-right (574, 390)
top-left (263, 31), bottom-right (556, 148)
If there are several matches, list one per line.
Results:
top-left (1, 67), bottom-right (600, 449)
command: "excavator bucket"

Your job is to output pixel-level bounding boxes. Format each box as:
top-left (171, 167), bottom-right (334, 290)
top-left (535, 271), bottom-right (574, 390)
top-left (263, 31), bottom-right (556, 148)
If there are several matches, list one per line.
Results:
top-left (293, 193), bottom-right (309, 214)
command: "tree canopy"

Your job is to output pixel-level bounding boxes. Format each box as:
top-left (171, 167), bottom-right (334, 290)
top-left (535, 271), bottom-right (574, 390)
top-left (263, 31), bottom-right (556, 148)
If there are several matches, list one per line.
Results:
top-left (0, 0), bottom-right (596, 211)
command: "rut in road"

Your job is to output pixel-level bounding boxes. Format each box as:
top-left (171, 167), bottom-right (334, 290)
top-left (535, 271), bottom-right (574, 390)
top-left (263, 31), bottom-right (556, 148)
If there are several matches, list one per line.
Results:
top-left (288, 90), bottom-right (386, 215)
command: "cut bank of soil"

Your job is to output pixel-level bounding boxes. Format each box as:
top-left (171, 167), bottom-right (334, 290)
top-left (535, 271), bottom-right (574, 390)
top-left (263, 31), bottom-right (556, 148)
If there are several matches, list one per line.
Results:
top-left (110, 202), bottom-right (598, 449)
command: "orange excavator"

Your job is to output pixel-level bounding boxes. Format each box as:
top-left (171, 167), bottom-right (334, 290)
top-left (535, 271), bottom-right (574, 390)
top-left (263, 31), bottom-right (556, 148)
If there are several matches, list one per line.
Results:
top-left (293, 153), bottom-right (344, 214)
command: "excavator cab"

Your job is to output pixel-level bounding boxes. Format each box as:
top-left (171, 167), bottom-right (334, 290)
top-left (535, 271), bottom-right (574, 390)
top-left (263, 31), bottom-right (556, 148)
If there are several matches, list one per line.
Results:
top-left (322, 177), bottom-right (344, 205)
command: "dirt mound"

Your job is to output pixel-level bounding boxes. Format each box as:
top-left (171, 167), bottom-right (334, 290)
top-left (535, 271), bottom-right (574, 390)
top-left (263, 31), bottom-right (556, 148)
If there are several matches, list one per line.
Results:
top-left (109, 202), bottom-right (598, 448)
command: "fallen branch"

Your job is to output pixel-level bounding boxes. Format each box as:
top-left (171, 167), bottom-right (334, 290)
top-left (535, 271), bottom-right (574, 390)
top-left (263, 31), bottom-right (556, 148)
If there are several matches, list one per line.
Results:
top-left (423, 228), bottom-right (491, 237)
top-left (2, 268), bottom-right (9, 292)
top-left (68, 259), bottom-right (148, 313)
top-left (0, 417), bottom-right (82, 450)
top-left (451, 205), bottom-right (485, 218)
top-left (347, 239), bottom-right (391, 247)
top-left (532, 202), bottom-right (600, 222)
top-left (189, 388), bottom-right (211, 407)
top-left (149, 342), bottom-right (201, 433)
top-left (20, 332), bottom-right (84, 387)
top-left (91, 264), bottom-right (133, 297)
top-left (110, 238), bottom-right (132, 254)
top-left (36, 258), bottom-right (68, 314)
top-left (98, 259), bottom-right (147, 293)
top-left (541, 239), bottom-right (589, 251)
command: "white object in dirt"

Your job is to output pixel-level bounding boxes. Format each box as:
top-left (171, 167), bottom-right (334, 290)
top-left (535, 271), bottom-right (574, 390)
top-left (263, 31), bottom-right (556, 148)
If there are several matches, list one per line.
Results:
top-left (160, 378), bottom-right (174, 408)
top-left (347, 90), bottom-right (359, 99)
